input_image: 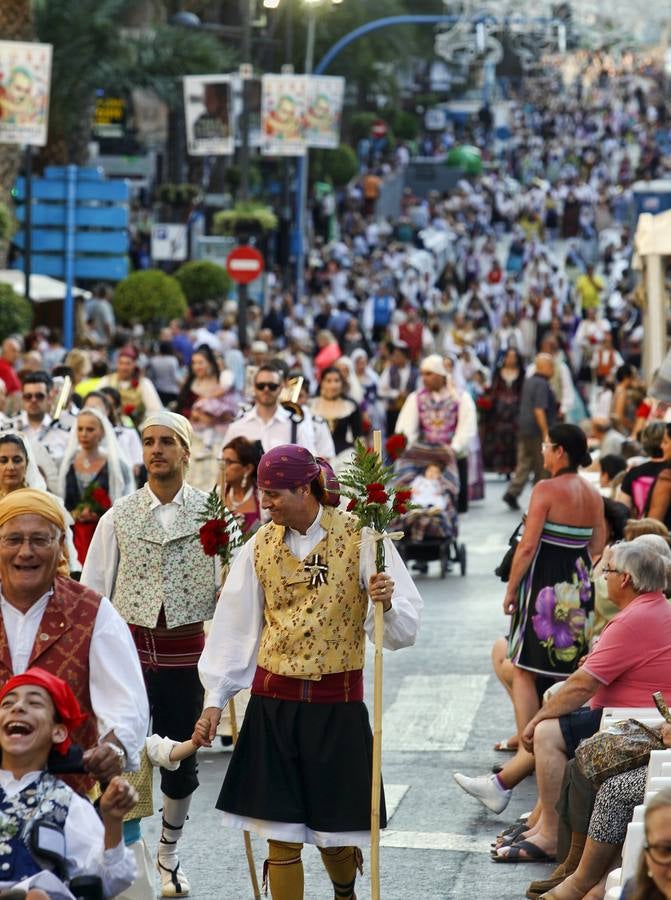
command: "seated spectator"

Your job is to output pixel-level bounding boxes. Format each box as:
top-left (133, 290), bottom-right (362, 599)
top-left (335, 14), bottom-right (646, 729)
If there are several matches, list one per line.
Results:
top-left (620, 787), bottom-right (671, 900)
top-left (616, 422), bottom-right (667, 517)
top-left (493, 538), bottom-right (671, 863)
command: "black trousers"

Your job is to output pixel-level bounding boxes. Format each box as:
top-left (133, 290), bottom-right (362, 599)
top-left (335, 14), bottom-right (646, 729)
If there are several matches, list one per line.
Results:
top-left (144, 666), bottom-right (203, 799)
top-left (457, 455), bottom-right (469, 513)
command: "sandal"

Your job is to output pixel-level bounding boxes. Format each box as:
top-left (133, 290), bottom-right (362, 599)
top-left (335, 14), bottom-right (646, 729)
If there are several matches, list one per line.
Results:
top-left (490, 821), bottom-right (528, 851)
top-left (493, 738), bottom-right (519, 752)
top-left (492, 840), bottom-right (555, 864)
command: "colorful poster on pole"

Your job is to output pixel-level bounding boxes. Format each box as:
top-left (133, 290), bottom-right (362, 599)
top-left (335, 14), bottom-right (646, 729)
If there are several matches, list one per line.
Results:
top-left (183, 75), bottom-right (233, 156)
top-left (261, 74), bottom-right (307, 157)
top-left (233, 76), bottom-right (262, 148)
top-left (305, 76), bottom-right (344, 149)
top-left (0, 40), bottom-right (52, 147)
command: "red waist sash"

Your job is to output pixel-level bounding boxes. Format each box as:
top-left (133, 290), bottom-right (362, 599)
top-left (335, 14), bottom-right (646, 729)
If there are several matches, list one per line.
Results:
top-left (251, 666), bottom-right (363, 703)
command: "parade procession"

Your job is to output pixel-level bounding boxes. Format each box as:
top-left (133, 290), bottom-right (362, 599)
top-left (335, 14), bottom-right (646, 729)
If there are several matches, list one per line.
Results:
top-left (5, 1), bottom-right (671, 898)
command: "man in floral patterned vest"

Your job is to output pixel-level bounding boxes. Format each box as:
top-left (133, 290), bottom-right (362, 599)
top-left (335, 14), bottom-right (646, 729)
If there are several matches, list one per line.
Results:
top-left (195, 444), bottom-right (423, 900)
top-left (82, 411), bottom-right (217, 898)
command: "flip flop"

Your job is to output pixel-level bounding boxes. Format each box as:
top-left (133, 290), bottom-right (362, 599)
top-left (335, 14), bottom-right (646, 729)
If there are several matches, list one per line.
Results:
top-left (493, 739), bottom-right (518, 752)
top-left (492, 840), bottom-right (555, 864)
top-left (494, 816), bottom-right (529, 843)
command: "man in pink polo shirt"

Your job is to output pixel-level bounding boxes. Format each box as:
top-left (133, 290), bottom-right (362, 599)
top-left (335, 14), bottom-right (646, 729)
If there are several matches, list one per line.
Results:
top-left (493, 537), bottom-right (671, 862)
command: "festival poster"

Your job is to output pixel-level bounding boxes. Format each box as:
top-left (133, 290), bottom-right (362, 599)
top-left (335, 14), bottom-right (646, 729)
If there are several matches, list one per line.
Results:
top-left (0, 40), bottom-right (52, 147)
top-left (305, 76), bottom-right (344, 149)
top-left (261, 74), bottom-right (307, 157)
top-left (183, 75), bottom-right (234, 156)
top-left (232, 76), bottom-right (262, 148)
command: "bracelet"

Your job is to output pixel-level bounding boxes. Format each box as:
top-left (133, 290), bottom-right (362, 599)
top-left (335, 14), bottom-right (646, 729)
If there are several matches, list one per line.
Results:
top-left (104, 742), bottom-right (127, 767)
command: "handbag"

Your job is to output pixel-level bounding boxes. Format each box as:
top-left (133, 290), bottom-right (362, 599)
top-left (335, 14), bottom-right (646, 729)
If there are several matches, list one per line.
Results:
top-left (575, 719), bottom-right (664, 786)
top-left (495, 520), bottom-right (524, 582)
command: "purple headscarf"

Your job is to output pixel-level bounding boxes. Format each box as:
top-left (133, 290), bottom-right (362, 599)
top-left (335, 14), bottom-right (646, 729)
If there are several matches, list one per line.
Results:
top-left (257, 445), bottom-right (321, 490)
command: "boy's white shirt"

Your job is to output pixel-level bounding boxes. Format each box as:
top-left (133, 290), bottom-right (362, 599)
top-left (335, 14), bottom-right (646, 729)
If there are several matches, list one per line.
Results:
top-left (0, 769), bottom-right (136, 896)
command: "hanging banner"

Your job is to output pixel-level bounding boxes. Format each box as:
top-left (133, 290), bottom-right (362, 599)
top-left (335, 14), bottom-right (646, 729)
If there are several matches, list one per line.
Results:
top-left (0, 40), bottom-right (52, 147)
top-left (305, 75), bottom-right (344, 149)
top-left (183, 75), bottom-right (233, 156)
top-left (261, 74), bottom-right (307, 157)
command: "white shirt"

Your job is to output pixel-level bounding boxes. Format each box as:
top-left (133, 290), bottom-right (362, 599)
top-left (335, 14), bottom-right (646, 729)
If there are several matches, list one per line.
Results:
top-left (0, 590), bottom-right (148, 769)
top-left (222, 404), bottom-right (317, 454)
top-left (81, 483), bottom-right (223, 598)
top-left (18, 412), bottom-right (71, 468)
top-left (395, 389), bottom-right (477, 456)
top-left (199, 507), bottom-right (423, 710)
top-left (0, 770), bottom-right (136, 898)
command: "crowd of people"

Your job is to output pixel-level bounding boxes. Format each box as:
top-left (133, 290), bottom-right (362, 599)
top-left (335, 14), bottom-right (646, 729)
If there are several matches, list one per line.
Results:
top-left (2, 48), bottom-right (671, 900)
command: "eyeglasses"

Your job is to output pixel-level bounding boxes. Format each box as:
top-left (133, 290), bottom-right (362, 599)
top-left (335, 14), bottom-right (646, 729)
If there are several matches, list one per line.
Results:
top-left (601, 566), bottom-right (622, 576)
top-left (0, 534), bottom-right (58, 550)
top-left (254, 382), bottom-right (280, 392)
top-left (219, 458), bottom-right (240, 467)
top-left (645, 842), bottom-right (671, 865)
top-left (542, 442), bottom-right (558, 451)
top-left (22, 392), bottom-right (46, 401)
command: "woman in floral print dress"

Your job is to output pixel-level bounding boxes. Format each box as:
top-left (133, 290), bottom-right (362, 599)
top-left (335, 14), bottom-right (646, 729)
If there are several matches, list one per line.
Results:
top-left (505, 424), bottom-right (605, 751)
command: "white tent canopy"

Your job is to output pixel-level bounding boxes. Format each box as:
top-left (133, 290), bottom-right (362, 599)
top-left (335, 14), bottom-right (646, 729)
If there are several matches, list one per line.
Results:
top-left (0, 270), bottom-right (91, 304)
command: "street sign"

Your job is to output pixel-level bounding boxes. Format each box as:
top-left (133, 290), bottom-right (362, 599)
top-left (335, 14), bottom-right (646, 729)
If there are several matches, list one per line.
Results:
top-left (226, 245), bottom-right (264, 284)
top-left (151, 224), bottom-right (188, 262)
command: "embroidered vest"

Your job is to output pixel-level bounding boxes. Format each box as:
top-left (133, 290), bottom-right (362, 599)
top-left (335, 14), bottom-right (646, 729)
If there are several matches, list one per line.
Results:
top-left (254, 507), bottom-right (368, 680)
top-left (416, 388), bottom-right (460, 445)
top-left (0, 577), bottom-right (101, 793)
top-left (0, 772), bottom-right (72, 881)
top-left (112, 485), bottom-right (216, 629)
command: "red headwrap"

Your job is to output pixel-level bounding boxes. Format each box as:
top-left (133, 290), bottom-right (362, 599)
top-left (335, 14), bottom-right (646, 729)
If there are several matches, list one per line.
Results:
top-left (257, 444), bottom-right (321, 490)
top-left (0, 668), bottom-right (87, 756)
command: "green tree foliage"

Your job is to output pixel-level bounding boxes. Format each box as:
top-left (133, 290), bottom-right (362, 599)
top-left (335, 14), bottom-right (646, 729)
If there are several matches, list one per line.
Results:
top-left (213, 204), bottom-right (278, 235)
top-left (113, 270), bottom-right (187, 326)
top-left (310, 144), bottom-right (359, 187)
top-left (0, 284), bottom-right (33, 341)
top-left (0, 203), bottom-right (14, 242)
top-left (32, 0), bottom-right (233, 164)
top-left (174, 261), bottom-right (232, 306)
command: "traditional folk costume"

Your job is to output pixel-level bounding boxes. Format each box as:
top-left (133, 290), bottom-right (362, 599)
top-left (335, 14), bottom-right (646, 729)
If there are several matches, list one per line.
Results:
top-left (0, 490), bottom-right (148, 796)
top-left (81, 412), bottom-right (218, 897)
top-left (199, 445), bottom-right (422, 900)
top-left (395, 355), bottom-right (477, 512)
top-left (0, 670), bottom-right (136, 899)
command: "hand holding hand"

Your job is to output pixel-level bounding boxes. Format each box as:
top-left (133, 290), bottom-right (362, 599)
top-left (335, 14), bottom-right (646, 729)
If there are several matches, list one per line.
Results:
top-left (100, 777), bottom-right (138, 821)
top-left (192, 707), bottom-right (222, 748)
top-left (368, 572), bottom-right (394, 612)
top-left (83, 742), bottom-right (124, 782)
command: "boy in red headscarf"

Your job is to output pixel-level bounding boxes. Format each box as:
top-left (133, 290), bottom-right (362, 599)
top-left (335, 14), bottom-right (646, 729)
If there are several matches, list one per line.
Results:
top-left (0, 668), bottom-right (138, 899)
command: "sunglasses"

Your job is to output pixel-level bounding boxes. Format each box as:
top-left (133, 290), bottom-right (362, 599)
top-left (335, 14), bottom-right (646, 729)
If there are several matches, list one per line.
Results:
top-left (255, 382), bottom-right (280, 392)
top-left (23, 392), bottom-right (46, 401)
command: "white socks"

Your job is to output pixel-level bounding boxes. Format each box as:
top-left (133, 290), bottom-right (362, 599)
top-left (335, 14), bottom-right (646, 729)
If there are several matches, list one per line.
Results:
top-left (158, 794), bottom-right (192, 868)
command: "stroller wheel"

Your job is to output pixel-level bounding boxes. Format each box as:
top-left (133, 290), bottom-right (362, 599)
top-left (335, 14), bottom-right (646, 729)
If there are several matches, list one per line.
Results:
top-left (440, 546), bottom-right (450, 578)
top-left (458, 543), bottom-right (467, 576)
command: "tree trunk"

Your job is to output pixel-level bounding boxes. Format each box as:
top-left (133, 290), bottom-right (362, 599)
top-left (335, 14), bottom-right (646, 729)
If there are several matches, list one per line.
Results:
top-left (0, 0), bottom-right (34, 266)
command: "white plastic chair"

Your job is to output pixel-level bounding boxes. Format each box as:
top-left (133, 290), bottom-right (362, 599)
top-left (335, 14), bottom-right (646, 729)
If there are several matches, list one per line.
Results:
top-left (605, 867), bottom-right (622, 892)
top-left (646, 750), bottom-right (671, 788)
top-left (621, 821), bottom-right (645, 883)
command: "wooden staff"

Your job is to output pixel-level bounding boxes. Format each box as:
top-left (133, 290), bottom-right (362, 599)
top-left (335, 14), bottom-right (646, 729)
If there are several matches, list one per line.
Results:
top-left (229, 698), bottom-right (261, 899)
top-left (370, 430), bottom-right (384, 900)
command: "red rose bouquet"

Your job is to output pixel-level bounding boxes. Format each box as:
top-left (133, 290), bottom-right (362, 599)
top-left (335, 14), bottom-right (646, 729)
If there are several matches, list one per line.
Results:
top-left (340, 440), bottom-right (414, 572)
top-left (73, 482), bottom-right (112, 521)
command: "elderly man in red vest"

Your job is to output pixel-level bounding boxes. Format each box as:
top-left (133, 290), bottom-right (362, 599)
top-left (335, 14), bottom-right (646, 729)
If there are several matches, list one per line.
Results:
top-left (0, 488), bottom-right (147, 792)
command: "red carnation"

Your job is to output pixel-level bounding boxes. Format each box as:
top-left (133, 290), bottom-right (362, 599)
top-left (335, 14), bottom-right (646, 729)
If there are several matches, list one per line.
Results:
top-left (366, 483), bottom-right (385, 493)
top-left (91, 487), bottom-right (112, 510)
top-left (393, 489), bottom-right (412, 515)
top-left (346, 498), bottom-right (357, 512)
top-left (366, 490), bottom-right (388, 505)
top-left (199, 520), bottom-right (229, 557)
top-left (123, 403), bottom-right (136, 417)
top-left (476, 396), bottom-right (493, 412)
top-left (385, 433), bottom-right (407, 461)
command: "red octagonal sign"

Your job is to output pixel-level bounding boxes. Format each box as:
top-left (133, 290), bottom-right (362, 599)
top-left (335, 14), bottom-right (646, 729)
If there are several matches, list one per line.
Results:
top-left (226, 245), bottom-right (264, 284)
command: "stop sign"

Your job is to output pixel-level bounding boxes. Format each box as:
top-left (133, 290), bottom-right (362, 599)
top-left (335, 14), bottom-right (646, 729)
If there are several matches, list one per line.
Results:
top-left (226, 245), bottom-right (264, 284)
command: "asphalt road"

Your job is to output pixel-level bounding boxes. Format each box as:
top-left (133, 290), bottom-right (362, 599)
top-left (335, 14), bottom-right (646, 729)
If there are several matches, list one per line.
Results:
top-left (142, 476), bottom-right (553, 899)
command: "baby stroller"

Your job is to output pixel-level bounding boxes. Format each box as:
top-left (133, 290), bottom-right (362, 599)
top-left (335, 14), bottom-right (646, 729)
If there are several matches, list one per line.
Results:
top-left (392, 442), bottom-right (467, 577)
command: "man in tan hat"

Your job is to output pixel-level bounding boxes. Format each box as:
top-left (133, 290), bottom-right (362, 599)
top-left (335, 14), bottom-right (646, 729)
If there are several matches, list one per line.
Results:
top-left (395, 353), bottom-right (477, 511)
top-left (82, 411), bottom-right (220, 897)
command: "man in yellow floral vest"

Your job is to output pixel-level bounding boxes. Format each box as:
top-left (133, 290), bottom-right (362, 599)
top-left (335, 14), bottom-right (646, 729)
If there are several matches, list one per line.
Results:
top-left (196, 444), bottom-right (422, 900)
top-left (82, 411), bottom-right (218, 898)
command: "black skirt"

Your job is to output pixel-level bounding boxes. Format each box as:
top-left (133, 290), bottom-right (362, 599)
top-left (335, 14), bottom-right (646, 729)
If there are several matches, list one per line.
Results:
top-left (217, 695), bottom-right (387, 833)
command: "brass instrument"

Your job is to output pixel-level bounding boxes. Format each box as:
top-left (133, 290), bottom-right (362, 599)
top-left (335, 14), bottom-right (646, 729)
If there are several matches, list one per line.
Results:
top-left (280, 376), bottom-right (305, 422)
top-left (51, 375), bottom-right (72, 422)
